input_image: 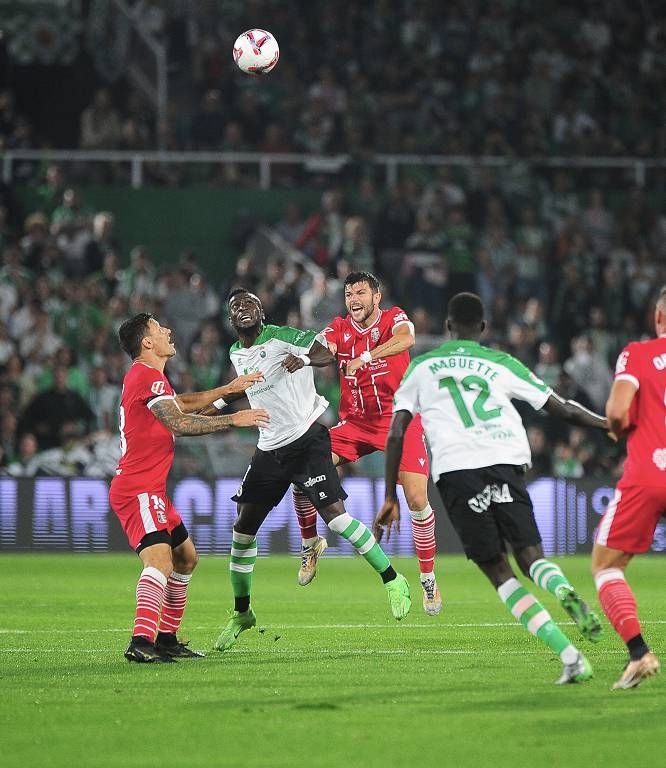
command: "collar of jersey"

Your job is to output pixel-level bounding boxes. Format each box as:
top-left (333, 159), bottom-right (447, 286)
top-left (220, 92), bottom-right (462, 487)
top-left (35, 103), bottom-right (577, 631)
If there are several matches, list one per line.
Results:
top-left (231, 324), bottom-right (272, 352)
top-left (350, 309), bottom-right (382, 334)
top-left (441, 338), bottom-right (481, 349)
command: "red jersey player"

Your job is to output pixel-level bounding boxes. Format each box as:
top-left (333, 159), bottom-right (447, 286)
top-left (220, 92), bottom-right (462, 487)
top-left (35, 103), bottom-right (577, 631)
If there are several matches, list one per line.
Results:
top-left (110, 312), bottom-right (268, 663)
top-left (293, 271), bottom-right (441, 615)
top-left (592, 288), bottom-right (666, 689)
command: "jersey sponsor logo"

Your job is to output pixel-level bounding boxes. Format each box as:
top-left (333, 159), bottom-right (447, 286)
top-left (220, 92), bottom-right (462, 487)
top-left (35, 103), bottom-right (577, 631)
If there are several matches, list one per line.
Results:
top-left (371, 328), bottom-right (380, 343)
top-left (653, 448), bottom-right (666, 471)
top-left (653, 353), bottom-right (666, 370)
top-left (319, 491), bottom-right (327, 499)
top-left (394, 312), bottom-right (409, 323)
top-left (467, 483), bottom-right (514, 514)
top-left (344, 333), bottom-right (352, 342)
top-left (418, 458), bottom-right (426, 467)
top-left (304, 474), bottom-right (326, 488)
top-left (616, 351), bottom-right (630, 373)
top-left (150, 380), bottom-right (166, 395)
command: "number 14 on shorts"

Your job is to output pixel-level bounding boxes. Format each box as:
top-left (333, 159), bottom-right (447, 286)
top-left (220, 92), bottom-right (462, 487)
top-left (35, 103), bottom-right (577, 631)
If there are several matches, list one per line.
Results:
top-left (150, 494), bottom-right (167, 523)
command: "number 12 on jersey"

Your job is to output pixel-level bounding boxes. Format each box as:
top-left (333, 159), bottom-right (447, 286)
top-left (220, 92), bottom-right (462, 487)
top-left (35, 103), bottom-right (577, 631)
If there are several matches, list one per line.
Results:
top-left (439, 375), bottom-right (502, 427)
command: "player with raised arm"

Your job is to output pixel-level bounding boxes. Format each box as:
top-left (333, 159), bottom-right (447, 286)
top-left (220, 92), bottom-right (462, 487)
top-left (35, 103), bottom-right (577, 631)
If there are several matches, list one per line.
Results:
top-left (592, 287), bottom-right (666, 690)
top-left (292, 271), bottom-right (441, 615)
top-left (212, 289), bottom-right (411, 651)
top-left (379, 293), bottom-right (609, 684)
top-left (111, 312), bottom-right (269, 663)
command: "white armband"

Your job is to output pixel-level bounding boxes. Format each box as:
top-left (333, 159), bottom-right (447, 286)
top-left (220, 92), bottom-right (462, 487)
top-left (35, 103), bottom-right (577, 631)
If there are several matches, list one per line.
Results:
top-left (360, 350), bottom-right (372, 364)
top-left (212, 397), bottom-right (227, 410)
top-left (298, 354), bottom-right (311, 366)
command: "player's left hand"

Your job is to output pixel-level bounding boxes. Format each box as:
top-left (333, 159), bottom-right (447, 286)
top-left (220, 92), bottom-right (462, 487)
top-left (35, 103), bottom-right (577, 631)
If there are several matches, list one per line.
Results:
top-left (373, 498), bottom-right (401, 543)
top-left (345, 357), bottom-right (366, 376)
top-left (227, 371), bottom-right (264, 393)
top-left (282, 354), bottom-right (305, 373)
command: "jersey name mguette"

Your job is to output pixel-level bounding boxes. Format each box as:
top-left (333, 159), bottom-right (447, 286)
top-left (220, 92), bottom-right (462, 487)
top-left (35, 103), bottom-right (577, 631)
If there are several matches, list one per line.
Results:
top-left (230, 325), bottom-right (328, 450)
top-left (393, 340), bottom-right (552, 476)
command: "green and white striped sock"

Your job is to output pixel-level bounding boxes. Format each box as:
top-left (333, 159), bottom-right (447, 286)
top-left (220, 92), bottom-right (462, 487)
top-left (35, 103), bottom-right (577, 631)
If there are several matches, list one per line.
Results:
top-left (498, 577), bottom-right (578, 664)
top-left (529, 558), bottom-right (573, 600)
top-left (327, 512), bottom-right (390, 574)
top-left (229, 530), bottom-right (257, 600)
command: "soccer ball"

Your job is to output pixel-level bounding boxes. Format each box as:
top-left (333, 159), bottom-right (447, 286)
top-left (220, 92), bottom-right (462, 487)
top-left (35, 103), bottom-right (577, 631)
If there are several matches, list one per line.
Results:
top-left (233, 29), bottom-right (279, 75)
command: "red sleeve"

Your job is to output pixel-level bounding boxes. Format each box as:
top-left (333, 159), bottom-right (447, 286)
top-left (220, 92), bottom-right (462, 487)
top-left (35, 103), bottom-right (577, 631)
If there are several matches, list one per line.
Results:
top-left (389, 306), bottom-right (413, 333)
top-left (322, 316), bottom-right (341, 347)
top-left (614, 342), bottom-right (642, 389)
top-left (130, 366), bottom-right (175, 408)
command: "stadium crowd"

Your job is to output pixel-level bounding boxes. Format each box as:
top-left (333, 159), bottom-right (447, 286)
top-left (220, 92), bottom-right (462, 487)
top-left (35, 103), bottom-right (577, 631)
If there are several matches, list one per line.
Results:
top-left (0, 154), bottom-right (663, 479)
top-left (1, 0), bottom-right (666, 164)
top-left (0, 0), bottom-right (664, 480)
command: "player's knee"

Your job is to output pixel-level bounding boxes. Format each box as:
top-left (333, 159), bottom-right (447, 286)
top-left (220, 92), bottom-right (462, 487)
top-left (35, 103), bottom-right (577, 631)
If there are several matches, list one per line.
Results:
top-left (407, 494), bottom-right (429, 514)
top-left (174, 548), bottom-right (198, 574)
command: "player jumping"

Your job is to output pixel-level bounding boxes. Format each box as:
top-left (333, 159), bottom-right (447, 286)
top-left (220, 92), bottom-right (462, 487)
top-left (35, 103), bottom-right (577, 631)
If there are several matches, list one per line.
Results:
top-left (111, 312), bottom-right (269, 663)
top-left (292, 271), bottom-right (441, 615)
top-left (592, 287), bottom-right (666, 690)
top-left (380, 293), bottom-right (608, 684)
top-left (212, 289), bottom-right (411, 652)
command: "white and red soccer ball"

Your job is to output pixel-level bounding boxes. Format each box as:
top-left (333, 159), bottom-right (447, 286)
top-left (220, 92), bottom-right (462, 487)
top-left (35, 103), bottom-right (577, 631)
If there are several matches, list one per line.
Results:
top-left (233, 29), bottom-right (279, 75)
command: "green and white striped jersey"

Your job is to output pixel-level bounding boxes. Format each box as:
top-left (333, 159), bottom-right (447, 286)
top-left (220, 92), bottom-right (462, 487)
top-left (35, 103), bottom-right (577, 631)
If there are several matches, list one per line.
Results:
top-left (230, 324), bottom-right (328, 450)
top-left (393, 339), bottom-right (552, 476)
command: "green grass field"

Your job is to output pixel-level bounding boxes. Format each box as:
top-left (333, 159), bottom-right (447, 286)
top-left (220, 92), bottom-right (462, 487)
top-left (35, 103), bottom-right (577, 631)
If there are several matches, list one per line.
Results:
top-left (2, 554), bottom-right (664, 768)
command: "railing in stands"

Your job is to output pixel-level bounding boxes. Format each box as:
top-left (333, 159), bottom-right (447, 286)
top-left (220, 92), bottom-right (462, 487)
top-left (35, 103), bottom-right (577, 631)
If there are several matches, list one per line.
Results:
top-left (2, 150), bottom-right (665, 190)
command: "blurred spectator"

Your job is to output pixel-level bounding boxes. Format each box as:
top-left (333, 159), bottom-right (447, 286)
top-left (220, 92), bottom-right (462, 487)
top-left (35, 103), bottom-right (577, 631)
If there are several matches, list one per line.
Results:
top-left (563, 335), bottom-right (612, 412)
top-left (5, 432), bottom-right (39, 476)
top-left (18, 365), bottom-right (95, 449)
top-left (87, 366), bottom-right (120, 432)
top-left (80, 89), bottom-right (122, 149)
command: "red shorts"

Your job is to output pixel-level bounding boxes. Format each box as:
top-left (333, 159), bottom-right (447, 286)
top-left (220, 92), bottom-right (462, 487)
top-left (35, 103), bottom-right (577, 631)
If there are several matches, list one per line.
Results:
top-left (109, 484), bottom-right (182, 551)
top-left (595, 484), bottom-right (666, 553)
top-left (329, 415), bottom-right (429, 476)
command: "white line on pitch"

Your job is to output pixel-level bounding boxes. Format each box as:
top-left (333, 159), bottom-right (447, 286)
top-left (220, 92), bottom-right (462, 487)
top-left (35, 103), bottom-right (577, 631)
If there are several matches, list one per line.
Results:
top-left (0, 648), bottom-right (630, 656)
top-left (2, 619), bottom-right (666, 634)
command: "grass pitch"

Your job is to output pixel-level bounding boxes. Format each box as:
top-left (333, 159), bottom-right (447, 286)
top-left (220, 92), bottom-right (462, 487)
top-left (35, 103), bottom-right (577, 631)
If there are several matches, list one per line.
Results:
top-left (1, 554), bottom-right (664, 768)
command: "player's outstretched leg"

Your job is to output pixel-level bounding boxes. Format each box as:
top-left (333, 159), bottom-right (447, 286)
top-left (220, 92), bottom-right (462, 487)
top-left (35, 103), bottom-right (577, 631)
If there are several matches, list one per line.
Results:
top-left (293, 487), bottom-right (328, 586)
top-left (497, 576), bottom-right (593, 684)
top-left (594, 567), bottom-right (661, 690)
top-left (327, 511), bottom-right (411, 620)
top-left (529, 557), bottom-right (602, 643)
top-left (215, 530), bottom-right (258, 651)
top-left (409, 505), bottom-right (441, 616)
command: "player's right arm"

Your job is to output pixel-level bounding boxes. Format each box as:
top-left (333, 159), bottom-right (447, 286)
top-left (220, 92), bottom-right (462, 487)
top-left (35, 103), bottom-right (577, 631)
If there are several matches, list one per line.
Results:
top-left (503, 353), bottom-right (609, 431)
top-left (542, 392), bottom-right (608, 431)
top-left (603, 344), bottom-right (640, 440)
top-left (322, 318), bottom-right (341, 356)
top-left (151, 398), bottom-right (269, 435)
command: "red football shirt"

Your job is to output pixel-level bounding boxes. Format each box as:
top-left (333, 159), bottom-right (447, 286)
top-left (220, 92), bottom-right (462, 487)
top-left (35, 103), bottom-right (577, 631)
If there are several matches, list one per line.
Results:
top-left (113, 361), bottom-right (176, 494)
top-left (614, 336), bottom-right (666, 487)
top-left (323, 306), bottom-right (414, 422)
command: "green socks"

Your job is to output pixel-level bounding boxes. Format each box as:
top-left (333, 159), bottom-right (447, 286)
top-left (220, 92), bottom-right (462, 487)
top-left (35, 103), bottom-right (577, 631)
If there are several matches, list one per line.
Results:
top-left (529, 558), bottom-right (573, 600)
top-left (327, 512), bottom-right (391, 574)
top-left (498, 577), bottom-right (578, 664)
top-left (230, 530), bottom-right (257, 601)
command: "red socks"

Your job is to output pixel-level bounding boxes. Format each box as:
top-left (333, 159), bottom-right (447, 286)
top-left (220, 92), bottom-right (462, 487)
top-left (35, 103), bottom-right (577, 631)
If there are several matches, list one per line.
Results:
top-left (157, 572), bottom-right (192, 635)
top-left (133, 566), bottom-right (167, 641)
top-left (595, 568), bottom-right (641, 643)
top-left (293, 487), bottom-right (318, 543)
top-left (410, 505), bottom-right (436, 575)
